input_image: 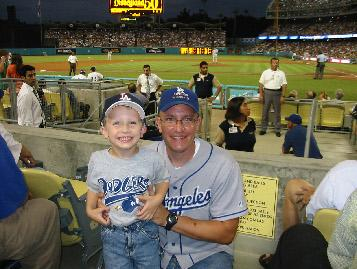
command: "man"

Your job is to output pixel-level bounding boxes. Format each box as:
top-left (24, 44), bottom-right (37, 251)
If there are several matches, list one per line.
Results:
top-left (314, 52), bottom-right (328, 80)
top-left (0, 123), bottom-right (61, 269)
top-left (212, 48), bottom-right (218, 63)
top-left (283, 160), bottom-right (357, 231)
top-left (282, 113), bottom-right (322, 159)
top-left (67, 52), bottom-right (78, 76)
top-left (128, 82), bottom-right (148, 108)
top-left (87, 66), bottom-right (103, 82)
top-left (150, 87), bottom-right (248, 269)
top-left (17, 65), bottom-right (45, 127)
top-left (107, 49), bottom-right (112, 60)
top-left (259, 57), bottom-right (287, 137)
top-left (72, 69), bottom-right (87, 79)
top-left (136, 64), bottom-right (163, 115)
top-left (188, 61), bottom-right (222, 141)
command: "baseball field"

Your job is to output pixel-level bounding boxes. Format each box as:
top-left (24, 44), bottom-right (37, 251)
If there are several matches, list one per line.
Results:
top-left (24, 54), bottom-right (357, 101)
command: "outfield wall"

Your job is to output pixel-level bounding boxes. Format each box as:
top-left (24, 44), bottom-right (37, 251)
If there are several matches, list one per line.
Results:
top-left (7, 47), bottom-right (228, 56)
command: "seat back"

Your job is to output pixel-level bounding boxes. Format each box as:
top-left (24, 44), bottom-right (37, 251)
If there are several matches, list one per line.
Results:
top-left (247, 100), bottom-right (263, 124)
top-left (298, 102), bottom-right (321, 126)
top-left (44, 92), bottom-right (74, 120)
top-left (313, 208), bottom-right (340, 242)
top-left (281, 102), bottom-right (298, 123)
top-left (21, 168), bottom-right (86, 246)
top-left (320, 104), bottom-right (345, 128)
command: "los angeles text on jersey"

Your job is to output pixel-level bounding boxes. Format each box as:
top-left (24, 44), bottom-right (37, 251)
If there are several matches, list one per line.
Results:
top-left (98, 176), bottom-right (150, 205)
top-left (165, 186), bottom-right (211, 213)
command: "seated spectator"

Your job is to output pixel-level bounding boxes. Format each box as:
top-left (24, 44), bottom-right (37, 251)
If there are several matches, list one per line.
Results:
top-left (318, 91), bottom-right (330, 101)
top-left (0, 123), bottom-right (61, 268)
top-left (283, 160), bottom-right (357, 231)
top-left (259, 224), bottom-right (331, 269)
top-left (282, 114), bottom-right (323, 159)
top-left (305, 90), bottom-right (317, 100)
top-left (128, 83), bottom-right (148, 108)
top-left (6, 53), bottom-right (23, 94)
top-left (328, 189), bottom-right (357, 268)
top-left (214, 97), bottom-right (256, 152)
top-left (72, 69), bottom-right (87, 79)
top-left (286, 90), bottom-right (298, 100)
top-left (333, 89), bottom-right (344, 103)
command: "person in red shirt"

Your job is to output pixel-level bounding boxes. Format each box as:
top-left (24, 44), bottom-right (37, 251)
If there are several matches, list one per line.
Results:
top-left (6, 54), bottom-right (23, 93)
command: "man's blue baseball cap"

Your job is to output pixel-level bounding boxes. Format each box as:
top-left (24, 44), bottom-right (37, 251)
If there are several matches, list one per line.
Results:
top-left (158, 87), bottom-right (199, 113)
top-left (285, 113), bottom-right (302, 124)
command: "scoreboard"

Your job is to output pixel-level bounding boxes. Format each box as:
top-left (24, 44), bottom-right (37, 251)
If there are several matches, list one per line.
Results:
top-left (109, 0), bottom-right (163, 16)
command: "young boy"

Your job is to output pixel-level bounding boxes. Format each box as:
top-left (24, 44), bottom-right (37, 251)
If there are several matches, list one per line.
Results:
top-left (86, 93), bottom-right (170, 269)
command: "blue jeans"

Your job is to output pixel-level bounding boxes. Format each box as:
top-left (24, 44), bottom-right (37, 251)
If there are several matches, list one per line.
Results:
top-left (166, 251), bottom-right (233, 269)
top-left (101, 221), bottom-right (160, 269)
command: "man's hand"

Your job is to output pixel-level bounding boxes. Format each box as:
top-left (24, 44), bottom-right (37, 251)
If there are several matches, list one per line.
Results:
top-left (20, 145), bottom-right (36, 167)
top-left (150, 204), bottom-right (169, 227)
top-left (87, 207), bottom-right (111, 226)
top-left (137, 194), bottom-right (163, 221)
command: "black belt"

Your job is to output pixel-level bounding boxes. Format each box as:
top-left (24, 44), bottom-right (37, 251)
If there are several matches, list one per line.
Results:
top-left (264, 88), bottom-right (281, 91)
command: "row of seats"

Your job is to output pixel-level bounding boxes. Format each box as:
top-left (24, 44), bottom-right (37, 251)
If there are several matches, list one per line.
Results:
top-left (248, 100), bottom-right (346, 128)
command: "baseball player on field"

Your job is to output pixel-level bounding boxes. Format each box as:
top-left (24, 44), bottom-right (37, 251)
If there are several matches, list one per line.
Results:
top-left (149, 87), bottom-right (248, 269)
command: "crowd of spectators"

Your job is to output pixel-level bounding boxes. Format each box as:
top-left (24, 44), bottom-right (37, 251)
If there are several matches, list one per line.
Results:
top-left (267, 0), bottom-right (356, 18)
top-left (262, 20), bottom-right (357, 36)
top-left (45, 28), bottom-right (226, 48)
top-left (246, 40), bottom-right (357, 59)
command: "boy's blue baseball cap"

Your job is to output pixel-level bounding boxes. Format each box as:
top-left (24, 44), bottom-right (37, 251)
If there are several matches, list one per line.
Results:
top-left (158, 87), bottom-right (199, 113)
top-left (101, 93), bottom-right (145, 122)
top-left (285, 113), bottom-right (302, 124)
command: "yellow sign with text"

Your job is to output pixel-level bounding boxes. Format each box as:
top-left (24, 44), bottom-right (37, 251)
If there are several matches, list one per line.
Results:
top-left (238, 174), bottom-right (279, 239)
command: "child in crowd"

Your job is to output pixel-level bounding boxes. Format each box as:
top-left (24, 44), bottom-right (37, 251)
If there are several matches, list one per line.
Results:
top-left (86, 93), bottom-right (170, 269)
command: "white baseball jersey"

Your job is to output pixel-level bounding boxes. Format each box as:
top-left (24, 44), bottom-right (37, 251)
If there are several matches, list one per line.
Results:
top-left (67, 55), bottom-right (77, 64)
top-left (87, 71), bottom-right (103, 82)
top-left (149, 139), bottom-right (248, 269)
top-left (72, 74), bottom-right (87, 79)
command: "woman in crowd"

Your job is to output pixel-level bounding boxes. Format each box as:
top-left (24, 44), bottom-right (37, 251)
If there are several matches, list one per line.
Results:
top-left (6, 53), bottom-right (23, 93)
top-left (214, 96), bottom-right (256, 152)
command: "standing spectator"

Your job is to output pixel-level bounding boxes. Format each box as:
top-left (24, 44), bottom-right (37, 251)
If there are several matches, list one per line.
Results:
top-left (214, 97), bottom-right (256, 152)
top-left (128, 83), bottom-right (148, 108)
top-left (0, 49), bottom-right (10, 99)
top-left (67, 52), bottom-right (78, 76)
top-left (282, 113), bottom-right (322, 159)
top-left (72, 69), bottom-right (87, 79)
top-left (17, 65), bottom-right (45, 128)
top-left (0, 123), bottom-right (61, 269)
top-left (212, 48), bottom-right (218, 63)
top-left (87, 66), bottom-right (103, 82)
top-left (150, 87), bottom-right (248, 268)
top-left (259, 57), bottom-right (287, 137)
top-left (188, 61), bottom-right (222, 141)
top-left (6, 54), bottom-right (23, 94)
top-left (314, 52), bottom-right (328, 80)
top-left (136, 64), bottom-right (163, 115)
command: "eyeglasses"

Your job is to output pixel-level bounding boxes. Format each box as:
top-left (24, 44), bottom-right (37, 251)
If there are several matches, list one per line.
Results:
top-left (159, 117), bottom-right (198, 128)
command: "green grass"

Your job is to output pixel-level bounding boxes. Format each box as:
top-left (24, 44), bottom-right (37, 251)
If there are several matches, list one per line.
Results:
top-left (24, 55), bottom-right (357, 101)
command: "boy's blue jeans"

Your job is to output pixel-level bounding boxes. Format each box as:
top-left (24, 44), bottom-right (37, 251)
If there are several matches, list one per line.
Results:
top-left (101, 220), bottom-right (160, 269)
top-left (166, 251), bottom-right (233, 269)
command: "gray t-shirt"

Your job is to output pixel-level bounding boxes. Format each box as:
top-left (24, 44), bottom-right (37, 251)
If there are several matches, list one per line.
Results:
top-left (87, 148), bottom-right (170, 226)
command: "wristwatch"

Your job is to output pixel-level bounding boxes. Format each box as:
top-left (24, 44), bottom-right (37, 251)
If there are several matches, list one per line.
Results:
top-left (165, 211), bottom-right (178, 231)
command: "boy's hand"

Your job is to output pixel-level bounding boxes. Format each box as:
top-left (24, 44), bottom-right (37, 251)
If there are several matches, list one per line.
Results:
top-left (87, 207), bottom-right (111, 226)
top-left (137, 195), bottom-right (162, 220)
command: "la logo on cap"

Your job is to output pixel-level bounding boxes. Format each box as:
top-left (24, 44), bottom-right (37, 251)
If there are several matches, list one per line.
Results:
top-left (174, 87), bottom-right (189, 99)
top-left (120, 93), bottom-right (131, 101)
